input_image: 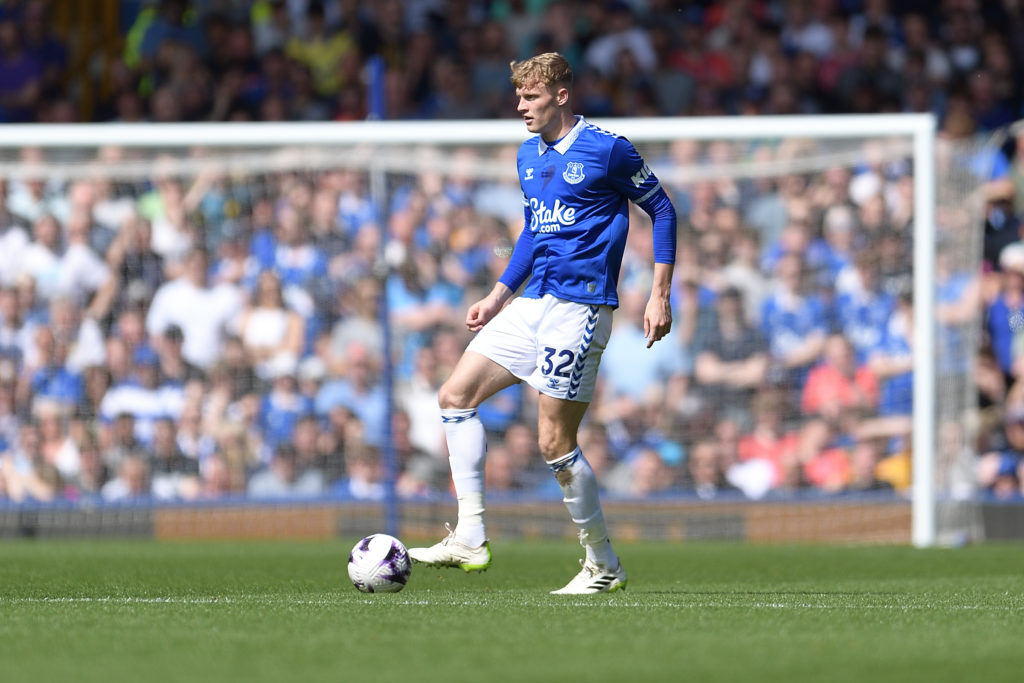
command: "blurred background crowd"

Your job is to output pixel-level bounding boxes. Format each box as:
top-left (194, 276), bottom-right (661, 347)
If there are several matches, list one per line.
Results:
top-left (0, 0), bottom-right (1022, 129)
top-left (0, 0), bottom-right (1023, 506)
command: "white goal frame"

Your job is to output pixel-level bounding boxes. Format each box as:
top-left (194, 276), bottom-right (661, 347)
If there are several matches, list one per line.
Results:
top-left (0, 114), bottom-right (939, 546)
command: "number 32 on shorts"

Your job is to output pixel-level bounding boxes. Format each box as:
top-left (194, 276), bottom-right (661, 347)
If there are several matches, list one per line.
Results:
top-left (541, 346), bottom-right (575, 377)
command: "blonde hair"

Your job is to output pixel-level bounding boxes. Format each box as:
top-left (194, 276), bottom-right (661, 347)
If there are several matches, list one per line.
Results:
top-left (509, 52), bottom-right (573, 90)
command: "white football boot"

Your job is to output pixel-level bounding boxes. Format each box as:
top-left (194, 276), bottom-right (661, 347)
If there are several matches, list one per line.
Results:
top-left (408, 524), bottom-right (492, 572)
top-left (550, 558), bottom-right (628, 595)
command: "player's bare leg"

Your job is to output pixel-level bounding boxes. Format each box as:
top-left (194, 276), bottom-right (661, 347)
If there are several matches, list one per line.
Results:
top-left (538, 394), bottom-right (627, 594)
top-left (408, 351), bottom-right (518, 572)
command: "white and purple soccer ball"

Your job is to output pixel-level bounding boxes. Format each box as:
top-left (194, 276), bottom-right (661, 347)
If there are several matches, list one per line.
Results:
top-left (347, 534), bottom-right (412, 593)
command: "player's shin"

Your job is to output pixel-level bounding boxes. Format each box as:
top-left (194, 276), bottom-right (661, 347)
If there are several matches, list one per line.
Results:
top-left (441, 407), bottom-right (487, 548)
top-left (547, 447), bottom-right (618, 568)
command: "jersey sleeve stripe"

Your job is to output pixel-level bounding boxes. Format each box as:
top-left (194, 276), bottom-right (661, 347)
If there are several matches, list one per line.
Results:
top-left (635, 181), bottom-right (663, 206)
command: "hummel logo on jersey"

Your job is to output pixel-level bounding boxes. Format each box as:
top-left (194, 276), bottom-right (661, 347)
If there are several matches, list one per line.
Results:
top-left (529, 197), bottom-right (576, 233)
top-left (524, 167), bottom-right (534, 180)
top-left (563, 161), bottom-right (585, 184)
top-left (630, 163), bottom-right (651, 188)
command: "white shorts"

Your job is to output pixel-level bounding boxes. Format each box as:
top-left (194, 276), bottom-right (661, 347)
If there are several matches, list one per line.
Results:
top-left (467, 294), bottom-right (613, 403)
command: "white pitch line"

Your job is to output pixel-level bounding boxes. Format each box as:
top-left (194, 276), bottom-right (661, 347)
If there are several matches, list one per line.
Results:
top-left (2, 596), bottom-right (1023, 612)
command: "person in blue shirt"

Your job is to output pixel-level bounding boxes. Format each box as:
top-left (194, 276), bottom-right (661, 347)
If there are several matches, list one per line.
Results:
top-left (760, 252), bottom-right (829, 402)
top-left (409, 52), bottom-right (676, 594)
top-left (835, 249), bottom-right (895, 365)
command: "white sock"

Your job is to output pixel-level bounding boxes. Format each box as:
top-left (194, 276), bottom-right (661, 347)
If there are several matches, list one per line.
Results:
top-left (547, 447), bottom-right (618, 568)
top-left (442, 407), bottom-right (487, 548)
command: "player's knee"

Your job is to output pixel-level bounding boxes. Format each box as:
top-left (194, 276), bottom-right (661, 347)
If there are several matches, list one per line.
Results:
top-left (537, 430), bottom-right (574, 461)
top-left (437, 382), bottom-right (471, 411)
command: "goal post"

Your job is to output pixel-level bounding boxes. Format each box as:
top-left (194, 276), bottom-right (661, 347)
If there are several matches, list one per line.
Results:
top-left (0, 114), bottom-right (980, 547)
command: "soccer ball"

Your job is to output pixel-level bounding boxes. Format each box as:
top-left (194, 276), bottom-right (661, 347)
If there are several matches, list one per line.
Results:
top-left (347, 534), bottom-right (412, 593)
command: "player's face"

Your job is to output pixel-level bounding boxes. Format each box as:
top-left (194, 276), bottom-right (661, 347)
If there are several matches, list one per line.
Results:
top-left (515, 81), bottom-right (566, 140)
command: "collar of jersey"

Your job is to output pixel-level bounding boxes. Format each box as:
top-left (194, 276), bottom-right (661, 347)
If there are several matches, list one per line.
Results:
top-left (536, 115), bottom-right (585, 156)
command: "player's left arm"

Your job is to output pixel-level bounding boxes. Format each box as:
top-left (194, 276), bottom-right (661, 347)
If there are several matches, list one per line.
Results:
top-left (607, 137), bottom-right (677, 347)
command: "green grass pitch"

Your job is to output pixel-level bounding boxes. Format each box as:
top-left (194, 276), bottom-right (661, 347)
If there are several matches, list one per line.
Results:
top-left (1, 539), bottom-right (1023, 683)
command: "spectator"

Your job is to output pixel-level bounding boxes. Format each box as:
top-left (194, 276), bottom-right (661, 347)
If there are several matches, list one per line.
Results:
top-left (149, 416), bottom-right (200, 501)
top-left (605, 446), bottom-right (678, 498)
top-left (63, 428), bottom-right (107, 502)
top-left (694, 286), bottom-right (768, 426)
top-left (397, 345), bottom-right (445, 459)
top-left (137, 0), bottom-right (206, 77)
top-left (760, 253), bottom-right (829, 404)
top-left (57, 210), bottom-right (111, 307)
top-left (482, 442), bottom-right (526, 496)
top-left (35, 398), bottom-right (77, 480)
top-left (0, 15), bottom-right (42, 122)
top-left (145, 177), bottom-right (196, 267)
top-left (50, 296), bottom-right (106, 375)
top-left (196, 453), bottom-right (244, 500)
top-left (736, 390), bottom-right (801, 495)
top-left (285, 1), bottom-right (356, 99)
top-left (267, 201), bottom-right (331, 322)
top-left (101, 453), bottom-right (150, 503)
top-left (836, 25), bottom-right (903, 113)
top-left (7, 150), bottom-right (67, 224)
top-left (101, 411), bottom-right (143, 471)
top-left (834, 249), bottom-right (895, 364)
top-left (146, 247), bottom-right (243, 371)
top-left (331, 443), bottom-right (386, 501)
top-left (0, 286), bottom-right (32, 372)
top-left (797, 417), bottom-right (854, 493)
top-left (155, 324), bottom-right (205, 385)
top-left (92, 213), bottom-right (164, 325)
top-left (99, 344), bottom-right (182, 447)
top-left (257, 355), bottom-right (313, 451)
top-left (801, 334), bottom-right (878, 423)
top-left (21, 326), bottom-right (82, 415)
top-left (252, 0), bottom-right (293, 56)
top-left (21, 0), bottom-right (68, 99)
top-left (315, 340), bottom-right (387, 447)
top-left (248, 442), bottom-right (324, 499)
top-left (20, 213), bottom-right (62, 301)
top-left (599, 284), bottom-right (692, 404)
top-left (987, 244), bottom-right (1024, 381)
top-left (721, 227), bottom-right (768, 327)
top-left (0, 181), bottom-right (30, 288)
top-left (935, 241), bottom-right (983, 378)
top-left (977, 402), bottom-right (1024, 500)
top-left (209, 220), bottom-right (253, 288)
top-left (328, 275), bottom-right (384, 375)
top-left (78, 366), bottom-right (111, 423)
top-left (1, 421), bottom-right (58, 502)
top-left (583, 2), bottom-right (656, 78)
top-left (863, 288), bottom-right (914, 445)
top-left (237, 270), bottom-right (304, 382)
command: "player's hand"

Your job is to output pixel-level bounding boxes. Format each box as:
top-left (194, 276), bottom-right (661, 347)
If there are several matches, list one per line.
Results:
top-left (466, 297), bottom-right (501, 332)
top-left (644, 296), bottom-right (672, 348)
top-left (467, 284), bottom-right (514, 332)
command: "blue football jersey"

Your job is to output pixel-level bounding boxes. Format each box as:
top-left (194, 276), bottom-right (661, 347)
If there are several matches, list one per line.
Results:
top-left (500, 116), bottom-right (675, 307)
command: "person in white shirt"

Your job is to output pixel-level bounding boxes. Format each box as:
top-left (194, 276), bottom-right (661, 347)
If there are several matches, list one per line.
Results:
top-left (237, 270), bottom-right (305, 382)
top-left (20, 213), bottom-right (62, 301)
top-left (145, 248), bottom-right (242, 370)
top-left (56, 209), bottom-right (111, 305)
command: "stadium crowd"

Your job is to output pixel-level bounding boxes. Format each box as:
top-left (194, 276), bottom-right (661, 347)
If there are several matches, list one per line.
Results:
top-left (0, 0), bottom-right (1023, 504)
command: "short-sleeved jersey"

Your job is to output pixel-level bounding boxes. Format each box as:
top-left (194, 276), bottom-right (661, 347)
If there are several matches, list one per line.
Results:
top-left (503, 116), bottom-right (673, 307)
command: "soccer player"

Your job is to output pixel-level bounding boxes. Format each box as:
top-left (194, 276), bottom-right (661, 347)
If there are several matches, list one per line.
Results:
top-left (408, 53), bottom-right (677, 594)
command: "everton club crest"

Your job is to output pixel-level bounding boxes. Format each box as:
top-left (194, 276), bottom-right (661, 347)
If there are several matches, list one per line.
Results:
top-left (563, 161), bottom-right (585, 184)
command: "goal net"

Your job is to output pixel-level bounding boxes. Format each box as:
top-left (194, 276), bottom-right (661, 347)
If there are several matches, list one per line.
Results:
top-left (0, 116), bottom-right (991, 546)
